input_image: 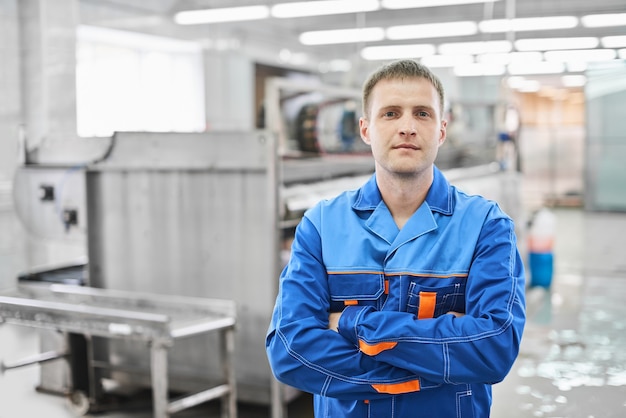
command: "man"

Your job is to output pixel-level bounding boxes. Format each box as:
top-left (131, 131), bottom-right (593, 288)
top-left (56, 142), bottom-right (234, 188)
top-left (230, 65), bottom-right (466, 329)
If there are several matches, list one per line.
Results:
top-left (266, 59), bottom-right (526, 417)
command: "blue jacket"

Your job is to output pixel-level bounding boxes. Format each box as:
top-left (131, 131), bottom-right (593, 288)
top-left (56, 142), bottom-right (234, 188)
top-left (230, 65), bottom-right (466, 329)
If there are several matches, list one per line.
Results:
top-left (266, 166), bottom-right (526, 418)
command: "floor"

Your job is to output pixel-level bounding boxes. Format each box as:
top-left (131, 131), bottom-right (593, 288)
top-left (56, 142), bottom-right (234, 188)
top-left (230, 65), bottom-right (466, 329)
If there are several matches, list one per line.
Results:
top-left (1, 125), bottom-right (626, 417)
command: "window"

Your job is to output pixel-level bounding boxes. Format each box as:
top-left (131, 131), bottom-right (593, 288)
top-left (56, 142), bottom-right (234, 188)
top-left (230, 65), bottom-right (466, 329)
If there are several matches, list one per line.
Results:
top-left (76, 25), bottom-right (205, 137)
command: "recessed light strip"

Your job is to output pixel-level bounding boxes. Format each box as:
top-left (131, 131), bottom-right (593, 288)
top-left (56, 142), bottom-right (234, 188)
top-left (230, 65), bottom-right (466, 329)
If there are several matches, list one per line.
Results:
top-left (382, 0), bottom-right (500, 9)
top-left (272, 0), bottom-right (379, 18)
top-left (300, 28), bottom-right (385, 45)
top-left (361, 44), bottom-right (436, 60)
top-left (602, 36), bottom-right (626, 49)
top-left (174, 0), bottom-right (504, 24)
top-left (581, 13), bottom-right (626, 28)
top-left (175, 5), bottom-right (270, 24)
top-left (515, 37), bottom-right (599, 51)
top-left (479, 16), bottom-right (578, 33)
top-left (387, 21), bottom-right (478, 40)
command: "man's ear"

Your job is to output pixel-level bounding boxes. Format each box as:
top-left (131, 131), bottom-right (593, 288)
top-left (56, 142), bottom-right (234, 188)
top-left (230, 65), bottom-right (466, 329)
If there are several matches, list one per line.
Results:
top-left (360, 117), bottom-right (371, 145)
top-left (438, 119), bottom-right (447, 146)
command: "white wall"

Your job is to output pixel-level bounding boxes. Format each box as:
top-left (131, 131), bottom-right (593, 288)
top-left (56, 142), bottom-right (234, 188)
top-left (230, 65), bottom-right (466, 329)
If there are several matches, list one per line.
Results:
top-left (0, 0), bottom-right (21, 184)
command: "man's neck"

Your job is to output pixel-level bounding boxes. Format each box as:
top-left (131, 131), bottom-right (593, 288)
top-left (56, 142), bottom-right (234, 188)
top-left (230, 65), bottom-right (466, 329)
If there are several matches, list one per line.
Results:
top-left (376, 167), bottom-right (434, 230)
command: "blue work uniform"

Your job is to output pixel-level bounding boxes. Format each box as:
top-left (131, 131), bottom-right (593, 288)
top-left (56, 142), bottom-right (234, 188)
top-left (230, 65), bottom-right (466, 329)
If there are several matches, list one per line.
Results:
top-left (266, 166), bottom-right (526, 418)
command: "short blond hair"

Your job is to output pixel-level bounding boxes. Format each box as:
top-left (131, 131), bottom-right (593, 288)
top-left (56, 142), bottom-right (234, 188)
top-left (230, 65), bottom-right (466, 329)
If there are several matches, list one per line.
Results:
top-left (362, 59), bottom-right (445, 118)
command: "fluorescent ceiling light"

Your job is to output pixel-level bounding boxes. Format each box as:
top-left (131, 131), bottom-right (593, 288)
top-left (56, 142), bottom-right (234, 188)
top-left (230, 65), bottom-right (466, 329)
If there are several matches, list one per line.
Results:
top-left (567, 62), bottom-right (587, 72)
top-left (421, 54), bottom-right (473, 68)
top-left (174, 5), bottom-right (269, 24)
top-left (387, 21), bottom-right (478, 40)
top-left (300, 28), bottom-right (385, 45)
top-left (508, 61), bottom-right (565, 75)
top-left (477, 51), bottom-right (543, 64)
top-left (515, 37), bottom-right (599, 51)
top-left (439, 40), bottom-right (511, 55)
top-left (383, 0), bottom-right (500, 9)
top-left (454, 63), bottom-right (506, 77)
top-left (581, 13), bottom-right (626, 28)
top-left (602, 36), bottom-right (626, 48)
top-left (544, 49), bottom-right (617, 63)
top-left (361, 44), bottom-right (436, 60)
top-left (272, 0), bottom-right (379, 18)
top-left (479, 16), bottom-right (578, 33)
top-left (561, 75), bottom-right (586, 87)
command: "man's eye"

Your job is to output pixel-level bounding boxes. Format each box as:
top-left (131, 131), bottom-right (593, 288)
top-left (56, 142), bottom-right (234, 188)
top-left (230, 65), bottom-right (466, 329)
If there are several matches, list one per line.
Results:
top-left (383, 111), bottom-right (396, 117)
top-left (417, 111), bottom-right (429, 117)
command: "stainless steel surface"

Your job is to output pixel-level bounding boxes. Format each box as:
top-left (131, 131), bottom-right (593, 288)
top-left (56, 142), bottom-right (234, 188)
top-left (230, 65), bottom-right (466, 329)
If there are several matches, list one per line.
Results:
top-left (84, 131), bottom-right (280, 405)
top-left (0, 350), bottom-right (68, 374)
top-left (12, 166), bottom-right (88, 242)
top-left (0, 284), bottom-right (236, 340)
top-left (0, 283), bottom-right (236, 418)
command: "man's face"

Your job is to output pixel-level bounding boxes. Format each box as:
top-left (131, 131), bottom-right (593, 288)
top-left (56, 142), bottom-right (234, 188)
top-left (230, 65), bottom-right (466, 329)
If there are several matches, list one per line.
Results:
top-left (360, 77), bottom-right (446, 177)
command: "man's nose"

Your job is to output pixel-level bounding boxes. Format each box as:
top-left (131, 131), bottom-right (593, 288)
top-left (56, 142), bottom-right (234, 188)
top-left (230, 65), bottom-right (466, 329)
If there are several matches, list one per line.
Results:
top-left (399, 118), bottom-right (417, 136)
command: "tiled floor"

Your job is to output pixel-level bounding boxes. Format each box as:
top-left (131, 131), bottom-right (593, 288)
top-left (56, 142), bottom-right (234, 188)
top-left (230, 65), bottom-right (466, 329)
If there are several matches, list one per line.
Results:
top-left (2, 125), bottom-right (625, 417)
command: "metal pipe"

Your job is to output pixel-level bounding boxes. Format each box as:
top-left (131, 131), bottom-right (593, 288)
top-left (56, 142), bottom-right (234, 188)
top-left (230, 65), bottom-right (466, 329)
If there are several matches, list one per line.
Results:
top-left (0, 350), bottom-right (67, 374)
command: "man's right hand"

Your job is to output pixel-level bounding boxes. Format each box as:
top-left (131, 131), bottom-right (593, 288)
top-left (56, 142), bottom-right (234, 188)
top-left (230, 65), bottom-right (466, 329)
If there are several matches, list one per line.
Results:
top-left (328, 312), bottom-right (342, 332)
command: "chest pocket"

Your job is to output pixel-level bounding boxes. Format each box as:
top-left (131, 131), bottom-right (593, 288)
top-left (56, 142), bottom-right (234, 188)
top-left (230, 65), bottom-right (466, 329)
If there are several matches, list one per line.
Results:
top-left (328, 273), bottom-right (385, 312)
top-left (406, 282), bottom-right (466, 319)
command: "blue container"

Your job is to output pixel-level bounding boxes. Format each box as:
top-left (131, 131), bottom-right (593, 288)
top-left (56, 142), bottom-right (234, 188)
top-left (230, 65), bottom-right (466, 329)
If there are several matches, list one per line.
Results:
top-left (529, 252), bottom-right (553, 288)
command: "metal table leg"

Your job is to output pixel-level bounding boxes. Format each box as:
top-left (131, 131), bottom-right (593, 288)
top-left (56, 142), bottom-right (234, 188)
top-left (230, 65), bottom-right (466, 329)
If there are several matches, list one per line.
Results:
top-left (150, 342), bottom-right (169, 418)
top-left (222, 327), bottom-right (237, 418)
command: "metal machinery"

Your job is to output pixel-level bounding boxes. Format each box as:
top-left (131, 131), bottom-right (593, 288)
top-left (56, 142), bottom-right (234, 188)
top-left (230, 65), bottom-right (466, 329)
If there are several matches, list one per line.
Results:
top-left (0, 284), bottom-right (236, 418)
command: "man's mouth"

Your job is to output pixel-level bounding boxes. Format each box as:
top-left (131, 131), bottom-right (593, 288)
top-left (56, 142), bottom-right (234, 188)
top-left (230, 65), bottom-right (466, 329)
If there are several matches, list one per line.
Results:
top-left (394, 143), bottom-right (419, 150)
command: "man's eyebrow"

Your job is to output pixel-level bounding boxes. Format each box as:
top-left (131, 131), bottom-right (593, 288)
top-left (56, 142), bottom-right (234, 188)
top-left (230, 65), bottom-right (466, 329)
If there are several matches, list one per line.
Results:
top-left (413, 104), bottom-right (436, 110)
top-left (377, 105), bottom-right (401, 112)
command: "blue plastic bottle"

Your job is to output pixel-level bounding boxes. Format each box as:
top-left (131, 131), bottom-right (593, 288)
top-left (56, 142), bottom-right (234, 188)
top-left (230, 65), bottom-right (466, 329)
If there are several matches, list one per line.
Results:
top-left (527, 208), bottom-right (556, 288)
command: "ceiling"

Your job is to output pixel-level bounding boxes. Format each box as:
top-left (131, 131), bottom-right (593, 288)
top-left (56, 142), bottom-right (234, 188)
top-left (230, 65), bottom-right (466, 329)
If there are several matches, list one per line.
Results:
top-left (78, 0), bottom-right (626, 84)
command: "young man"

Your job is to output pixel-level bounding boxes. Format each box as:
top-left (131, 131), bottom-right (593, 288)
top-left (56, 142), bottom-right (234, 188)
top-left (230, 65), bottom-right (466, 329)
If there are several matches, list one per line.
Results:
top-left (266, 59), bottom-right (526, 417)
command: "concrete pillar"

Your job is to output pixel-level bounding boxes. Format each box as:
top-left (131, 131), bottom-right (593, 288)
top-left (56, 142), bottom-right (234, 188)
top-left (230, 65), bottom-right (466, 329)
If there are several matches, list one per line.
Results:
top-left (19, 0), bottom-right (79, 155)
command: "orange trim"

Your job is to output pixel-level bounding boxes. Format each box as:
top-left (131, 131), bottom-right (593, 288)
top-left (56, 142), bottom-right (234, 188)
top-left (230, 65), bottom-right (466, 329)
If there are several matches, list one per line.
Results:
top-left (371, 380), bottom-right (421, 394)
top-left (417, 291), bottom-right (437, 319)
top-left (344, 300), bottom-right (358, 306)
top-left (386, 272), bottom-right (468, 278)
top-left (384, 280), bottom-right (389, 294)
top-left (364, 400), bottom-right (370, 404)
top-left (359, 340), bottom-right (397, 356)
top-left (327, 270), bottom-right (468, 279)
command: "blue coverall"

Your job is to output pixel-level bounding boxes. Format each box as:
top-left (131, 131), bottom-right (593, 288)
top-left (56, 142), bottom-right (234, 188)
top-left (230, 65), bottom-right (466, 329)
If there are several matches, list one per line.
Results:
top-left (266, 166), bottom-right (526, 417)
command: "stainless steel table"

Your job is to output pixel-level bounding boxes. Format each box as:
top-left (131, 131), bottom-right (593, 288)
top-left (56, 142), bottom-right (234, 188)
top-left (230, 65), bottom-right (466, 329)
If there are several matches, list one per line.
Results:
top-left (0, 283), bottom-right (237, 418)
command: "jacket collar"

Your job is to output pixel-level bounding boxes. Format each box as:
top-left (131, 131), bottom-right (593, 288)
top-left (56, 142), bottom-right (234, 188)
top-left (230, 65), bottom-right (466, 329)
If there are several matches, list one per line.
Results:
top-left (353, 165), bottom-right (453, 216)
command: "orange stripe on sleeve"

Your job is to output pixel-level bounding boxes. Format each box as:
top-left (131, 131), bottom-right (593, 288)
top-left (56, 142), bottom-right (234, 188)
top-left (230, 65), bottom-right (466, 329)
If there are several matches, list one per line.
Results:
top-left (344, 300), bottom-right (358, 306)
top-left (371, 380), bottom-right (421, 394)
top-left (359, 340), bottom-right (397, 356)
top-left (417, 291), bottom-right (437, 319)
